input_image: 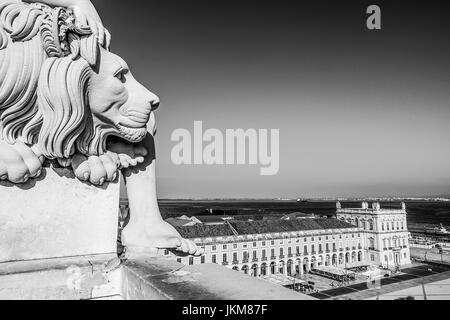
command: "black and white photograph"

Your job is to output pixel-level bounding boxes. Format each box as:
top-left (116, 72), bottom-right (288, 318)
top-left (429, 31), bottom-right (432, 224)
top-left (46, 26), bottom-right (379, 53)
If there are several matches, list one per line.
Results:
top-left (0, 0), bottom-right (450, 306)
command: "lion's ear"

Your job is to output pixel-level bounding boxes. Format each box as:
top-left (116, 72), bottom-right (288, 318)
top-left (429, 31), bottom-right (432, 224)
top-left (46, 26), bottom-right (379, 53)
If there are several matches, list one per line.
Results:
top-left (80, 35), bottom-right (99, 67)
top-left (68, 33), bottom-right (99, 67)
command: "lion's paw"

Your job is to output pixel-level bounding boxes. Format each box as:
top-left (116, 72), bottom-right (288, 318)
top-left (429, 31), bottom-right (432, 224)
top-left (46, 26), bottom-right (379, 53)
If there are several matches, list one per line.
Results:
top-left (0, 140), bottom-right (44, 184)
top-left (107, 142), bottom-right (148, 169)
top-left (71, 152), bottom-right (120, 185)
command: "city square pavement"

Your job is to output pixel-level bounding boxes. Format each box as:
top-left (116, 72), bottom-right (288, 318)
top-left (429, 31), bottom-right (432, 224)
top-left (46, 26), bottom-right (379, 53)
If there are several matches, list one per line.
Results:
top-left (308, 263), bottom-right (450, 300)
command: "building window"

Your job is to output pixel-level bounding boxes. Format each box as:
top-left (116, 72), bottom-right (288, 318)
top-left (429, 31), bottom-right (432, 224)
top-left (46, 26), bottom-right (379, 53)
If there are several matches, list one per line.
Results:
top-left (382, 223), bottom-right (385, 231)
top-left (369, 221), bottom-right (374, 231)
top-left (311, 237), bottom-right (314, 241)
top-left (397, 222), bottom-right (400, 230)
top-left (391, 222), bottom-right (394, 230)
top-left (212, 254), bottom-right (217, 264)
top-left (319, 244), bottom-right (322, 253)
top-left (233, 244), bottom-right (237, 249)
top-left (212, 245), bottom-right (216, 251)
top-left (288, 247), bottom-right (292, 255)
top-left (271, 241), bottom-right (275, 246)
top-left (371, 255), bottom-right (375, 262)
top-left (311, 245), bottom-right (315, 253)
top-left (304, 238), bottom-right (307, 242)
top-left (262, 241), bottom-right (266, 246)
top-left (262, 249), bottom-right (266, 259)
top-left (164, 250), bottom-right (169, 256)
top-left (280, 248), bottom-right (284, 256)
top-left (304, 246), bottom-right (308, 254)
top-left (223, 244), bottom-right (227, 250)
top-left (296, 246), bottom-right (300, 254)
top-left (326, 243), bottom-right (329, 252)
top-left (233, 252), bottom-right (238, 262)
top-left (253, 251), bottom-right (257, 260)
top-left (223, 253), bottom-right (228, 263)
top-left (271, 248), bottom-right (275, 257)
top-left (177, 258), bottom-right (182, 263)
top-left (243, 251), bottom-right (249, 261)
top-left (318, 237), bottom-right (321, 241)
top-left (189, 257), bottom-right (194, 265)
top-left (201, 256), bottom-right (205, 264)
top-left (243, 243), bottom-right (247, 248)
top-left (253, 242), bottom-right (257, 247)
top-left (326, 236), bottom-right (329, 240)
top-left (401, 222), bottom-right (404, 230)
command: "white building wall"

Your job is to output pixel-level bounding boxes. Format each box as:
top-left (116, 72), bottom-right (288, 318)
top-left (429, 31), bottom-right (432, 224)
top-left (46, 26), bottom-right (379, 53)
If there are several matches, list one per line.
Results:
top-left (336, 202), bottom-right (411, 268)
top-left (166, 228), bottom-right (366, 277)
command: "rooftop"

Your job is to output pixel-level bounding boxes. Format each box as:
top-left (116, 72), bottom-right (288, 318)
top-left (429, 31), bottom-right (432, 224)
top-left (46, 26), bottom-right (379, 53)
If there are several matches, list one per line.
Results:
top-left (336, 201), bottom-right (407, 214)
top-left (172, 218), bottom-right (356, 239)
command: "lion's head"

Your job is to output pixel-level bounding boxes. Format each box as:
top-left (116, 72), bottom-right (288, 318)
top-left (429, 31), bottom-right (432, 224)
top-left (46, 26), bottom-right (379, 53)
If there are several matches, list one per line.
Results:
top-left (0, 2), bottom-right (159, 162)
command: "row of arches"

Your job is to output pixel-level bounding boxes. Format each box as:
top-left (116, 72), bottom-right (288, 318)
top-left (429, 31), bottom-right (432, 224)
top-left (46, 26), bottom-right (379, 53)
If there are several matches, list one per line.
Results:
top-left (232, 251), bottom-right (364, 277)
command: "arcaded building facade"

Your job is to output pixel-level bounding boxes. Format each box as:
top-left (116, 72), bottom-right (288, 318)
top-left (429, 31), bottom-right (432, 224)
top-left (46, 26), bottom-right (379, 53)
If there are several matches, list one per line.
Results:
top-left (166, 218), bottom-right (367, 277)
top-left (336, 202), bottom-right (411, 268)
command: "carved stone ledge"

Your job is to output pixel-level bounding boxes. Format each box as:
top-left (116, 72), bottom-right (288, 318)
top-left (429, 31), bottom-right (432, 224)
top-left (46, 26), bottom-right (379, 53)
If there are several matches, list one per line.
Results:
top-left (0, 254), bottom-right (121, 300)
top-left (120, 257), bottom-right (315, 300)
top-left (0, 254), bottom-right (317, 300)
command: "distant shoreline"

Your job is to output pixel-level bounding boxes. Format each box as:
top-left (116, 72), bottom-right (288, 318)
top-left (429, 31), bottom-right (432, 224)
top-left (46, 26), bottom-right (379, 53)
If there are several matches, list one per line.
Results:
top-left (158, 198), bottom-right (450, 202)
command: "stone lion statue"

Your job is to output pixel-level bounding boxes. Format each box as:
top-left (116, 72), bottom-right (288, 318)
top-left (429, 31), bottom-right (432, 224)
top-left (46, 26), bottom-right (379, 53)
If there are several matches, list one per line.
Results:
top-left (0, 0), bottom-right (201, 257)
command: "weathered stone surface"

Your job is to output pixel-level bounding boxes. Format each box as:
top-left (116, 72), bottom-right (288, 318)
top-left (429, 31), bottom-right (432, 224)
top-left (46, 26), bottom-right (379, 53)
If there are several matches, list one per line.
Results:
top-left (121, 257), bottom-right (316, 300)
top-left (0, 254), bottom-right (120, 300)
top-left (1, 255), bottom-right (316, 300)
top-left (0, 168), bottom-right (120, 263)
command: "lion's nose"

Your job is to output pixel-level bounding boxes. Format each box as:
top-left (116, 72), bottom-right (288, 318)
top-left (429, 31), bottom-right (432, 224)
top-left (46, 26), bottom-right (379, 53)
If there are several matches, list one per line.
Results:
top-left (150, 97), bottom-right (160, 112)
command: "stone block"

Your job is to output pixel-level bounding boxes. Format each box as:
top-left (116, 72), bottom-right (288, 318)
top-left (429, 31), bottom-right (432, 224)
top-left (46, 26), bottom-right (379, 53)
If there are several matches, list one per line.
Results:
top-left (0, 167), bottom-right (120, 263)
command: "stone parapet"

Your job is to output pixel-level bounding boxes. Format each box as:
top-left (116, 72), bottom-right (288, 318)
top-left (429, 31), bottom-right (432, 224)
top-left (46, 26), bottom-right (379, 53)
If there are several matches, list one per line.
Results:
top-left (0, 255), bottom-right (316, 300)
top-left (121, 256), bottom-right (315, 300)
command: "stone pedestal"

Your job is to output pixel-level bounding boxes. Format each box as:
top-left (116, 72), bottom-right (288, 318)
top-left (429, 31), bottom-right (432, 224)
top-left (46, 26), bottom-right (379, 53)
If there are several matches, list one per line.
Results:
top-left (0, 167), bottom-right (120, 263)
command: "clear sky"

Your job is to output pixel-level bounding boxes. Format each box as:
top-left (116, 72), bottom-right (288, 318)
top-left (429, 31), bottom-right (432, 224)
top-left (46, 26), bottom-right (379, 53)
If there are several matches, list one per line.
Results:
top-left (96, 0), bottom-right (450, 199)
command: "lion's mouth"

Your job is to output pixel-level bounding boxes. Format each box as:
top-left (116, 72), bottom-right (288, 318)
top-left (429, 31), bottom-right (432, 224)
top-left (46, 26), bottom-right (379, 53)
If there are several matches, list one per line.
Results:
top-left (112, 113), bottom-right (156, 146)
top-left (116, 124), bottom-right (148, 143)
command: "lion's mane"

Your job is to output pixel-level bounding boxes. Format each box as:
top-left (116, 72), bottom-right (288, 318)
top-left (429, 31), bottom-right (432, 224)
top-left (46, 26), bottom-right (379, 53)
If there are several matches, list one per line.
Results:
top-left (0, 1), bottom-right (109, 160)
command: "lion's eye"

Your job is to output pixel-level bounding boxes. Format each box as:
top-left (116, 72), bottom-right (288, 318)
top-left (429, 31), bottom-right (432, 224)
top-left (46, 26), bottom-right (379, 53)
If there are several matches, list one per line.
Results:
top-left (115, 71), bottom-right (124, 81)
top-left (115, 69), bottom-right (128, 83)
